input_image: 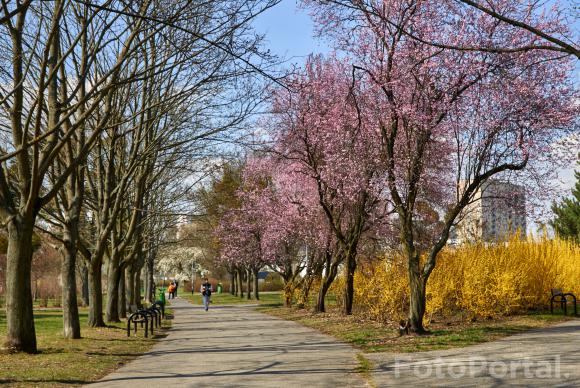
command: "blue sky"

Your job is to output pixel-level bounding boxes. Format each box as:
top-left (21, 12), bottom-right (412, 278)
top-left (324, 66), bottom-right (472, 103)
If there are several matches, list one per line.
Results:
top-left (251, 1), bottom-right (578, 207)
top-left (252, 0), bottom-right (327, 64)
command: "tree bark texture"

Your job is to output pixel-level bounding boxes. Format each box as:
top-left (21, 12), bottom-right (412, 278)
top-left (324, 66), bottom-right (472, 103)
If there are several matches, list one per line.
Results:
top-left (80, 263), bottom-right (89, 307)
top-left (60, 221), bottom-right (81, 339)
top-left (237, 270), bottom-right (244, 298)
top-left (343, 252), bottom-right (357, 315)
top-left (408, 255), bottom-right (428, 333)
top-left (118, 267), bottom-right (126, 318)
top-left (88, 262), bottom-right (106, 327)
top-left (246, 268), bottom-right (251, 300)
top-left (5, 217), bottom-right (37, 352)
top-left (253, 267), bottom-right (259, 300)
top-left (105, 254), bottom-right (121, 323)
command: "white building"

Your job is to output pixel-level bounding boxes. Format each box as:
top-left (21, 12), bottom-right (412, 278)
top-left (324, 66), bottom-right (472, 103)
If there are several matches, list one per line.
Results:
top-left (455, 180), bottom-right (526, 243)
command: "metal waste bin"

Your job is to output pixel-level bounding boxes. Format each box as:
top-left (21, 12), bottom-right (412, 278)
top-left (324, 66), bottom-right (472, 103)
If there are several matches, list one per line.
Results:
top-left (217, 283), bottom-right (223, 294)
top-left (158, 287), bottom-right (166, 304)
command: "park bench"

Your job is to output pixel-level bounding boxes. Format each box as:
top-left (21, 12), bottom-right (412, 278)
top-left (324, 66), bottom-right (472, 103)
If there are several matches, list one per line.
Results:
top-left (127, 310), bottom-right (151, 337)
top-left (550, 288), bottom-right (577, 316)
top-left (151, 301), bottom-right (165, 320)
top-left (126, 303), bottom-right (164, 337)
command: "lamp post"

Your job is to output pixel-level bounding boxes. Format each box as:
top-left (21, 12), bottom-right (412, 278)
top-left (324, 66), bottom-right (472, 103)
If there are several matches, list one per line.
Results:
top-left (191, 260), bottom-right (196, 295)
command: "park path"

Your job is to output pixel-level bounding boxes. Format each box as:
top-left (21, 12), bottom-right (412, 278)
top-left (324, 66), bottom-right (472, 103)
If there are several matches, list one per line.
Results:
top-left (366, 318), bottom-right (580, 387)
top-left (88, 297), bottom-right (364, 388)
top-left (89, 296), bottom-right (580, 388)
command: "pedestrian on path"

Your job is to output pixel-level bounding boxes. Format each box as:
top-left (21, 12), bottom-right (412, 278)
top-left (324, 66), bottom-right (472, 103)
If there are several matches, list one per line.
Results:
top-left (201, 277), bottom-right (212, 311)
top-left (168, 282), bottom-right (176, 299)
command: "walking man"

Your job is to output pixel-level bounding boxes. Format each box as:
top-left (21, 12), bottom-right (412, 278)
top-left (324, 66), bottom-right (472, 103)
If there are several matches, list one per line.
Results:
top-left (201, 277), bottom-right (212, 311)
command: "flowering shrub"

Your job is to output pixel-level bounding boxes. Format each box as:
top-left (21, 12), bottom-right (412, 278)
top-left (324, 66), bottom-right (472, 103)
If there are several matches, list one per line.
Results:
top-left (346, 235), bottom-right (580, 322)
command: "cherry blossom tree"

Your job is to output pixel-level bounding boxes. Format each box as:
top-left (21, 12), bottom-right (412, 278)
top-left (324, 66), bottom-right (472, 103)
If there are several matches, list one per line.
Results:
top-left (306, 0), bottom-right (578, 332)
top-left (215, 167), bottom-right (268, 300)
top-left (265, 56), bottom-right (392, 314)
top-left (313, 1), bottom-right (579, 58)
top-left (240, 157), bottom-right (322, 307)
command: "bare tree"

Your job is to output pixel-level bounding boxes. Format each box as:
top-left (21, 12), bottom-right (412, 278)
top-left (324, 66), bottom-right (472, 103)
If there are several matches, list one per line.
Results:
top-left (1, 0), bottom-right (278, 350)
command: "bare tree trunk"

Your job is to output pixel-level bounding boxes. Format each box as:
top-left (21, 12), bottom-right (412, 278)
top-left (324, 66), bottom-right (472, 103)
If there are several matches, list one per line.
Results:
top-left (60, 222), bottom-right (81, 339)
top-left (126, 265), bottom-right (135, 311)
top-left (315, 258), bottom-right (339, 313)
top-left (237, 270), bottom-right (244, 298)
top-left (408, 255), bottom-right (428, 333)
top-left (79, 263), bottom-right (89, 307)
top-left (145, 248), bottom-right (154, 303)
top-left (105, 254), bottom-right (121, 323)
top-left (118, 267), bottom-right (126, 318)
top-left (34, 278), bottom-right (38, 302)
top-left (246, 268), bottom-right (251, 300)
top-left (343, 252), bottom-right (356, 315)
top-left (88, 262), bottom-right (105, 327)
top-left (229, 271), bottom-right (235, 295)
top-left (234, 270), bottom-right (238, 296)
top-left (133, 265), bottom-right (142, 307)
top-left (253, 267), bottom-right (259, 300)
top-left (144, 251), bottom-right (154, 303)
top-left (5, 217), bottom-right (37, 352)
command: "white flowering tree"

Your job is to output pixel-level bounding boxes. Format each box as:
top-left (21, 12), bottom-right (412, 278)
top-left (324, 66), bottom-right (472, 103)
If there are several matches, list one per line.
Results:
top-left (155, 246), bottom-right (206, 284)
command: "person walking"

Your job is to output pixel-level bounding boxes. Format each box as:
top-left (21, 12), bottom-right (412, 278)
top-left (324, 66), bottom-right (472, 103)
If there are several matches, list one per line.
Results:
top-left (201, 277), bottom-right (212, 311)
top-left (168, 282), bottom-right (176, 300)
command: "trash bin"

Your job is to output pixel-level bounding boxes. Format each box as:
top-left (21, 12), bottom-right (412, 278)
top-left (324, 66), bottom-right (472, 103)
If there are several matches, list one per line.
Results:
top-left (217, 283), bottom-right (223, 294)
top-left (158, 287), bottom-right (166, 304)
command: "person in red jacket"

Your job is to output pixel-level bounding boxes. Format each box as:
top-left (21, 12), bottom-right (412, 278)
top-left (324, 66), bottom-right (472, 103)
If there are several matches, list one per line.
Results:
top-left (168, 282), bottom-right (176, 299)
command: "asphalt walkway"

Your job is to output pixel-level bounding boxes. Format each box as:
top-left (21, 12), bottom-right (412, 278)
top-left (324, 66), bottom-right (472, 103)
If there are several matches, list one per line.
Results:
top-left (90, 296), bottom-right (580, 387)
top-left (366, 318), bottom-right (580, 387)
top-left (89, 297), bottom-right (364, 387)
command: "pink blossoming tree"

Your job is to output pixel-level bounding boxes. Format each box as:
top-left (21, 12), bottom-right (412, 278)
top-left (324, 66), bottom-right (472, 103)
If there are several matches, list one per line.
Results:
top-left (306, 0), bottom-right (578, 332)
top-left (266, 56), bottom-right (392, 314)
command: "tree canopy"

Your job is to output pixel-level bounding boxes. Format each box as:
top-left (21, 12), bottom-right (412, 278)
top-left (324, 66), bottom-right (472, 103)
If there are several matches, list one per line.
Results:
top-left (552, 158), bottom-right (580, 242)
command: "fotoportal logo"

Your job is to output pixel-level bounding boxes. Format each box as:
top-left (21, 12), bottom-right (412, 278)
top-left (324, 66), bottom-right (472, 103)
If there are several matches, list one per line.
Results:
top-left (393, 356), bottom-right (568, 379)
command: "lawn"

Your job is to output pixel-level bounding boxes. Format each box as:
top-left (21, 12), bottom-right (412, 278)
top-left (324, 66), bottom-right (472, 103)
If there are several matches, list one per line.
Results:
top-left (258, 305), bottom-right (575, 353)
top-left (0, 307), bottom-right (171, 387)
top-left (179, 290), bottom-right (283, 306)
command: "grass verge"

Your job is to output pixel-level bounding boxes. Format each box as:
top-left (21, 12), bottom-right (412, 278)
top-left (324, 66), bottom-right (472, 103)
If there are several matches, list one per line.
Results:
top-left (258, 306), bottom-right (574, 353)
top-left (355, 352), bottom-right (376, 387)
top-left (0, 307), bottom-right (171, 387)
top-left (179, 290), bottom-right (283, 306)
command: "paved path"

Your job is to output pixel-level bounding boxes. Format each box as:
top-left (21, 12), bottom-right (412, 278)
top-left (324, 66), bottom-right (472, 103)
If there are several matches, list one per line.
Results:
top-left (367, 319), bottom-right (580, 387)
top-left (89, 297), bottom-right (364, 387)
top-left (90, 296), bottom-right (580, 388)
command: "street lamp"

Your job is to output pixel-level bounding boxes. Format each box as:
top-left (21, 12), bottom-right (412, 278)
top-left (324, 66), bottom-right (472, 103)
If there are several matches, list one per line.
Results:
top-left (191, 260), bottom-right (197, 295)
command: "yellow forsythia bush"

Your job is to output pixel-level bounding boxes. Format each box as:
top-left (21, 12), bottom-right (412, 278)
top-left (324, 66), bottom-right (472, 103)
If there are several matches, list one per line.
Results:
top-left (352, 235), bottom-right (580, 321)
top-left (350, 256), bottom-right (409, 322)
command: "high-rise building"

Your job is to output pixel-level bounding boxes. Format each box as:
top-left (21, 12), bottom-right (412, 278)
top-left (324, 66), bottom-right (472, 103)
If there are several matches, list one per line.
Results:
top-left (455, 180), bottom-right (526, 243)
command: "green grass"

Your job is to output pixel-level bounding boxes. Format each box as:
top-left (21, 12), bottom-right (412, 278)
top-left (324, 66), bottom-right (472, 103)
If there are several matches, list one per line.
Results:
top-left (355, 353), bottom-right (376, 387)
top-left (259, 306), bottom-right (576, 353)
top-left (179, 290), bottom-right (283, 306)
top-left (0, 307), bottom-right (171, 387)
